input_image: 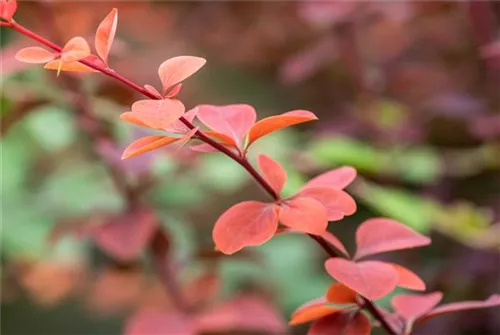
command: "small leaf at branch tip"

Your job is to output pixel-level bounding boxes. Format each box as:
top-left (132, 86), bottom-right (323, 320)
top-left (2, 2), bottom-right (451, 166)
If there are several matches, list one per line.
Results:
top-left (158, 56), bottom-right (207, 91)
top-left (95, 8), bottom-right (118, 64)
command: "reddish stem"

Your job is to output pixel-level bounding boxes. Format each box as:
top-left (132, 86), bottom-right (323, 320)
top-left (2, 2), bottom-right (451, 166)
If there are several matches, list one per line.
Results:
top-left (7, 20), bottom-right (397, 335)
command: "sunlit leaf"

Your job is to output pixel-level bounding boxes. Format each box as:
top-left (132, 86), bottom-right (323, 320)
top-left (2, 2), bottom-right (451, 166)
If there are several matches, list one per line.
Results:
top-left (297, 187), bottom-right (356, 220)
top-left (121, 136), bottom-right (179, 159)
top-left (158, 56), bottom-right (206, 91)
top-left (15, 47), bottom-right (55, 64)
top-left (302, 166), bottom-right (357, 190)
top-left (325, 283), bottom-right (357, 304)
top-left (308, 312), bottom-right (371, 335)
top-left (392, 292), bottom-right (443, 321)
top-left (130, 99), bottom-right (185, 129)
top-left (95, 8), bottom-right (118, 64)
top-left (278, 197), bottom-right (328, 235)
top-left (61, 36), bottom-right (91, 62)
top-left (389, 263), bottom-right (426, 291)
top-left (257, 154), bottom-right (287, 195)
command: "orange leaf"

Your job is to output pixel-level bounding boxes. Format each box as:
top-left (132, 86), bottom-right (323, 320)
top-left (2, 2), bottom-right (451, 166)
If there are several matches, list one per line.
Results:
top-left (325, 283), bottom-right (357, 304)
top-left (297, 187), bottom-right (356, 220)
top-left (121, 136), bottom-right (179, 159)
top-left (354, 218), bottom-right (431, 260)
top-left (257, 154), bottom-right (287, 195)
top-left (324, 259), bottom-right (399, 300)
top-left (321, 231), bottom-right (350, 258)
top-left (44, 60), bottom-right (97, 73)
top-left (278, 197), bottom-right (328, 235)
top-left (302, 166), bottom-right (357, 190)
top-left (389, 263), bottom-right (426, 291)
top-left (0, 0), bottom-right (17, 21)
top-left (130, 99), bottom-right (185, 130)
top-left (212, 201), bottom-right (279, 255)
top-left (95, 8), bottom-right (118, 64)
top-left (15, 47), bottom-right (55, 64)
top-left (120, 112), bottom-right (149, 128)
top-left (61, 37), bottom-right (91, 62)
top-left (308, 312), bottom-right (371, 335)
top-left (203, 131), bottom-right (237, 146)
top-left (391, 292), bottom-right (443, 322)
top-left (247, 110), bottom-right (317, 147)
top-left (290, 304), bottom-right (341, 326)
top-left (158, 56), bottom-right (206, 91)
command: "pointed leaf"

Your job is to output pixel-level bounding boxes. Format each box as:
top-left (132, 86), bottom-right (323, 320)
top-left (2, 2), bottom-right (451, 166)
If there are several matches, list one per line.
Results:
top-left (213, 201), bottom-right (278, 255)
top-left (392, 292), bottom-right (443, 321)
top-left (420, 294), bottom-right (500, 322)
top-left (165, 83), bottom-right (182, 98)
top-left (61, 37), bottom-right (91, 62)
top-left (121, 136), bottom-right (179, 159)
top-left (158, 56), bottom-right (206, 91)
top-left (297, 187), bottom-right (356, 220)
top-left (125, 309), bottom-right (195, 335)
top-left (197, 104), bottom-right (256, 146)
top-left (95, 8), bottom-right (118, 64)
top-left (278, 197), bottom-right (328, 235)
top-left (321, 231), bottom-right (350, 258)
top-left (354, 218), bottom-right (431, 260)
top-left (290, 303), bottom-right (341, 326)
top-left (389, 263), bottom-right (425, 291)
top-left (15, 47), bottom-right (55, 64)
top-left (144, 84), bottom-right (162, 98)
top-left (247, 110), bottom-right (317, 147)
top-left (257, 154), bottom-right (287, 195)
top-left (203, 130), bottom-right (237, 146)
top-left (326, 283), bottom-right (358, 304)
top-left (302, 166), bottom-right (357, 190)
top-left (325, 259), bottom-right (398, 300)
top-left (308, 312), bottom-right (371, 335)
top-left (130, 99), bottom-right (185, 130)
top-left (44, 60), bottom-right (97, 73)
top-left (189, 143), bottom-right (221, 153)
top-left (0, 0), bottom-right (17, 21)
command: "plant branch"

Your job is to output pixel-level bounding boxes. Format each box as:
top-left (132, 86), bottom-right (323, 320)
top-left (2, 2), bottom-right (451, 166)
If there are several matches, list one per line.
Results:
top-left (7, 20), bottom-right (396, 334)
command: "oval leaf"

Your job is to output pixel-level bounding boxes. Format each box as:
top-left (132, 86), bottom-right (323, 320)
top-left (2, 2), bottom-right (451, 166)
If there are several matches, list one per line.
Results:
top-left (257, 154), bottom-right (287, 195)
top-left (213, 201), bottom-right (278, 255)
top-left (15, 47), bottom-right (55, 64)
top-left (121, 136), bottom-right (179, 159)
top-left (389, 263), bottom-right (426, 291)
top-left (392, 292), bottom-right (443, 321)
top-left (354, 218), bottom-right (431, 260)
top-left (326, 283), bottom-right (358, 304)
top-left (95, 8), bottom-right (118, 64)
top-left (61, 37), bottom-right (91, 62)
top-left (130, 99), bottom-right (185, 130)
top-left (278, 197), bottom-right (328, 235)
top-left (308, 312), bottom-right (371, 335)
top-left (302, 166), bottom-right (357, 190)
top-left (44, 60), bottom-right (97, 73)
top-left (247, 110), bottom-right (317, 147)
top-left (324, 259), bottom-right (399, 300)
top-left (321, 231), bottom-right (350, 258)
top-left (158, 56), bottom-right (206, 91)
top-left (297, 187), bottom-right (356, 220)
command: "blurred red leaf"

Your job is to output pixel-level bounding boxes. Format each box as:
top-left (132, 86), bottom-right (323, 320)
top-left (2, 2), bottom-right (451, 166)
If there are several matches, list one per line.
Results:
top-left (60, 36), bottom-right (91, 63)
top-left (184, 273), bottom-right (220, 307)
top-left (278, 197), bottom-right (328, 235)
top-left (389, 263), bottom-right (425, 291)
top-left (121, 135), bottom-right (179, 159)
top-left (194, 296), bottom-right (286, 334)
top-left (302, 166), bottom-right (357, 190)
top-left (354, 218), bottom-right (431, 260)
top-left (308, 312), bottom-right (371, 335)
top-left (95, 8), bottom-right (118, 64)
top-left (212, 201), bottom-right (278, 255)
top-left (257, 154), bottom-right (287, 195)
top-left (196, 104), bottom-right (256, 147)
top-left (297, 187), bottom-right (356, 220)
top-left (325, 259), bottom-right (398, 300)
top-left (125, 309), bottom-right (195, 335)
top-left (321, 231), bottom-right (350, 258)
top-left (158, 56), bottom-right (206, 92)
top-left (392, 292), bottom-right (443, 321)
top-left (326, 283), bottom-right (358, 304)
top-left (128, 99), bottom-right (185, 130)
top-left (15, 47), bottom-right (55, 64)
top-left (0, 0), bottom-right (17, 21)
top-left (247, 110), bottom-right (317, 147)
top-left (92, 208), bottom-right (158, 261)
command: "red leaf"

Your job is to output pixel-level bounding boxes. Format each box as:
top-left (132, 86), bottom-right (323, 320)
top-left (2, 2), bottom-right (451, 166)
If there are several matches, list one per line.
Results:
top-left (196, 104), bottom-right (256, 147)
top-left (130, 99), bottom-right (185, 130)
top-left (321, 231), bottom-right (350, 258)
top-left (308, 312), bottom-right (371, 335)
top-left (212, 201), bottom-right (278, 255)
top-left (95, 8), bottom-right (118, 64)
top-left (326, 283), bottom-right (358, 304)
top-left (144, 84), bottom-right (162, 99)
top-left (125, 309), bottom-right (195, 335)
top-left (388, 263), bottom-right (425, 291)
top-left (61, 37), bottom-right (91, 63)
top-left (289, 299), bottom-right (341, 326)
top-left (15, 47), bottom-right (55, 64)
top-left (297, 187), bottom-right (356, 220)
top-left (354, 218), bottom-right (431, 260)
top-left (257, 154), bottom-right (287, 195)
top-left (121, 136), bottom-right (179, 159)
top-left (158, 56), bottom-right (206, 92)
top-left (0, 0), bottom-right (17, 21)
top-left (324, 259), bottom-right (398, 300)
top-left (92, 209), bottom-right (158, 261)
top-left (420, 294), bottom-right (500, 322)
top-left (391, 292), bottom-right (443, 321)
top-left (44, 60), bottom-right (97, 73)
top-left (165, 83), bottom-right (182, 98)
top-left (278, 197), bottom-right (328, 235)
top-left (247, 110), bottom-right (317, 147)
top-left (194, 296), bottom-right (286, 334)
top-left (302, 166), bottom-right (357, 190)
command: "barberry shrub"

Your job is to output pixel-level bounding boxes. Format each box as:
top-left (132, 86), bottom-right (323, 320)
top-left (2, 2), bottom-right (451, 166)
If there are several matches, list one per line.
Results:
top-left (3, 1), bottom-right (499, 334)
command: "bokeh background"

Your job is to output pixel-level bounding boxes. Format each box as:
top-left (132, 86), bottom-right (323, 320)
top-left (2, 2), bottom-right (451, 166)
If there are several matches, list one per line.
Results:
top-left (1, 1), bottom-right (500, 334)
